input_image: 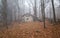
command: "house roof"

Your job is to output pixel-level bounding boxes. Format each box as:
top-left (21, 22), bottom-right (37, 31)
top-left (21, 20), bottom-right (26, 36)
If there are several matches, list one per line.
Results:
top-left (22, 13), bottom-right (34, 17)
top-left (21, 13), bottom-right (41, 21)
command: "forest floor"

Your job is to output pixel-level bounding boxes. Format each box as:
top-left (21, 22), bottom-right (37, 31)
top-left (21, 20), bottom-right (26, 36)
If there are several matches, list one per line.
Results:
top-left (0, 21), bottom-right (60, 38)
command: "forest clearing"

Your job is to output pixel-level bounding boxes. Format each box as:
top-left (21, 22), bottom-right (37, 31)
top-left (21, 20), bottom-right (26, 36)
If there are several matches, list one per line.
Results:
top-left (0, 0), bottom-right (60, 38)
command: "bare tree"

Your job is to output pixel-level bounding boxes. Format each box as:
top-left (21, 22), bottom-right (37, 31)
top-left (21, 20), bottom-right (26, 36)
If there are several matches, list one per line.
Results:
top-left (2, 0), bottom-right (8, 28)
top-left (51, 0), bottom-right (56, 23)
top-left (34, 0), bottom-right (37, 17)
top-left (39, 1), bottom-right (41, 19)
top-left (59, 0), bottom-right (60, 7)
top-left (16, 0), bottom-right (21, 22)
top-left (50, 8), bottom-right (52, 22)
top-left (41, 0), bottom-right (45, 28)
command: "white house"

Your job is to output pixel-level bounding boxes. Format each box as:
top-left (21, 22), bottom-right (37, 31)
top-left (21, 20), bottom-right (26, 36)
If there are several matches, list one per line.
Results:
top-left (22, 13), bottom-right (34, 22)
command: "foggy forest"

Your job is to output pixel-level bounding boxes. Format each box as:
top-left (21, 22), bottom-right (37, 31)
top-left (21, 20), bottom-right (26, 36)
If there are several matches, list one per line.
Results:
top-left (0, 0), bottom-right (60, 38)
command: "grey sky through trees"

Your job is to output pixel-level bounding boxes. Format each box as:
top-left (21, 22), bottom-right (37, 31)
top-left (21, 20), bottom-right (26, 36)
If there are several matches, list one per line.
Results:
top-left (0, 0), bottom-right (60, 22)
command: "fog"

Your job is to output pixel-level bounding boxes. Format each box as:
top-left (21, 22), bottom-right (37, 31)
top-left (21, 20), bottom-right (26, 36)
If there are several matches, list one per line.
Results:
top-left (0, 0), bottom-right (60, 23)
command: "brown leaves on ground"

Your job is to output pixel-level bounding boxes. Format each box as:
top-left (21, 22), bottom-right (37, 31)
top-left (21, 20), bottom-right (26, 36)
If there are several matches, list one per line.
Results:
top-left (0, 21), bottom-right (60, 38)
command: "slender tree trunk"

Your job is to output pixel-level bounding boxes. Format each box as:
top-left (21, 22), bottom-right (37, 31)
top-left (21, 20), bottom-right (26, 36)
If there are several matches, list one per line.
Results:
top-left (39, 1), bottom-right (41, 20)
top-left (29, 6), bottom-right (31, 14)
top-left (2, 0), bottom-right (8, 28)
top-left (41, 0), bottom-right (45, 28)
top-left (34, 0), bottom-right (37, 21)
top-left (59, 0), bottom-right (60, 7)
top-left (39, 5), bottom-right (40, 20)
top-left (17, 0), bottom-right (20, 22)
top-left (51, 0), bottom-right (56, 23)
top-left (50, 8), bottom-right (52, 23)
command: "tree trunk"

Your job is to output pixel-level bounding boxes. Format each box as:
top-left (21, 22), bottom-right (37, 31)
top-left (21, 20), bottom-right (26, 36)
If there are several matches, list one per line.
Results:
top-left (41, 0), bottom-right (45, 28)
top-left (51, 0), bottom-right (56, 23)
top-left (34, 0), bottom-right (37, 21)
top-left (2, 0), bottom-right (8, 28)
top-left (59, 0), bottom-right (60, 7)
top-left (50, 8), bottom-right (52, 23)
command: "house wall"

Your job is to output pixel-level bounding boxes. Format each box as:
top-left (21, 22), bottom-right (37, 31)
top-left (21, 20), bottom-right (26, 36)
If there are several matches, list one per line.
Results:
top-left (22, 16), bottom-right (33, 22)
